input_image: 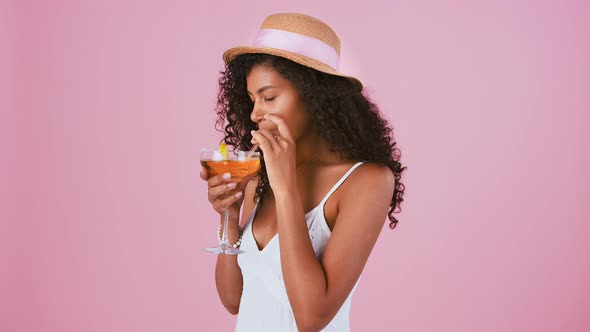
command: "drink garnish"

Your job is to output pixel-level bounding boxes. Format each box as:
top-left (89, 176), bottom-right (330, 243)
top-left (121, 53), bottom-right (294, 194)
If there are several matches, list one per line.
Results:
top-left (219, 142), bottom-right (229, 160)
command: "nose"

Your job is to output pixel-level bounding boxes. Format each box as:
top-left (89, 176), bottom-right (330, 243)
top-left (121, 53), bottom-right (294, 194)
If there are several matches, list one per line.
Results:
top-left (250, 98), bottom-right (265, 124)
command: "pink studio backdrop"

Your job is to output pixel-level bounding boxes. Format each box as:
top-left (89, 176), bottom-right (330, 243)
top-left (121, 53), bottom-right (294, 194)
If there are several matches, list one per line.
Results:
top-left (3, 0), bottom-right (589, 331)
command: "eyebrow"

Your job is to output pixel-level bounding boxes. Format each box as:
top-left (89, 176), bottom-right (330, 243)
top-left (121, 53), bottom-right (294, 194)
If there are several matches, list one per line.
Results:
top-left (247, 85), bottom-right (277, 95)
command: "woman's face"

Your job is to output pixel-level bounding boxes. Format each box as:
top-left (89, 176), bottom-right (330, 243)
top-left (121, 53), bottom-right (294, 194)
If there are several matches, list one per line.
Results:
top-left (246, 64), bottom-right (311, 141)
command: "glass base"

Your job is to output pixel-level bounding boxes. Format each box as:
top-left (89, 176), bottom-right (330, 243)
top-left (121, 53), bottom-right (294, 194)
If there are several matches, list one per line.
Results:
top-left (204, 243), bottom-right (245, 255)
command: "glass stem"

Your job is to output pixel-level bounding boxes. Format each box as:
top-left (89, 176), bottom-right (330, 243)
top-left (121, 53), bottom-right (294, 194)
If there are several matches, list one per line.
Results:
top-left (220, 208), bottom-right (230, 246)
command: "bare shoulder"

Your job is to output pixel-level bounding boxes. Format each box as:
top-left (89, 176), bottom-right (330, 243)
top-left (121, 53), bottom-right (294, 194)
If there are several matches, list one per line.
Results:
top-left (320, 162), bottom-right (396, 301)
top-left (334, 162), bottom-right (395, 228)
top-left (344, 162), bottom-right (395, 197)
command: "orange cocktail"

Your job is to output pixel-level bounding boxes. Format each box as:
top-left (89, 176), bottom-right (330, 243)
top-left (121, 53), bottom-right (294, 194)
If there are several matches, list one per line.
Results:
top-left (200, 146), bottom-right (261, 255)
top-left (200, 159), bottom-right (260, 196)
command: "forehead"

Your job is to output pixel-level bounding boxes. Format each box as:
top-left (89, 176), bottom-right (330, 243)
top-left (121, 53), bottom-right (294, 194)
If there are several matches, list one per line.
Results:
top-left (246, 65), bottom-right (288, 90)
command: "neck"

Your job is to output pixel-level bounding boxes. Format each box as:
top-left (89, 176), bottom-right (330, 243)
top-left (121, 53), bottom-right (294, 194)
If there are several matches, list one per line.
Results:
top-left (294, 130), bottom-right (335, 168)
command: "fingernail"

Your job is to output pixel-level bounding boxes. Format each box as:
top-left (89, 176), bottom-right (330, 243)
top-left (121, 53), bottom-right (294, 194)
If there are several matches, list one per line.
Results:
top-left (264, 114), bottom-right (269, 118)
top-left (223, 173), bottom-right (231, 180)
top-left (227, 182), bottom-right (236, 188)
top-left (250, 130), bottom-right (256, 135)
top-left (235, 192), bottom-right (242, 198)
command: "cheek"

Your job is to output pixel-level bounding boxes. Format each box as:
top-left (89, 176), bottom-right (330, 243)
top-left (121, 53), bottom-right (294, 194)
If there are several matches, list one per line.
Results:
top-left (287, 112), bottom-right (312, 140)
top-left (274, 95), bottom-right (310, 138)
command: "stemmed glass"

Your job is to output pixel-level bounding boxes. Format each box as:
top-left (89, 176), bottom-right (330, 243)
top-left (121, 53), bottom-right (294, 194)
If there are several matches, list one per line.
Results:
top-left (200, 148), bottom-right (261, 254)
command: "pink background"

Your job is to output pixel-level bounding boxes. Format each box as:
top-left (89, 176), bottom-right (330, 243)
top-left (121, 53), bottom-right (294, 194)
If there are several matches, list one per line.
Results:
top-left (3, 0), bottom-right (589, 331)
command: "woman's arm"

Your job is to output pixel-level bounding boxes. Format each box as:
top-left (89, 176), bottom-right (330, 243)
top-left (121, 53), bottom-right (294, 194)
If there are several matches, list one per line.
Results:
top-left (214, 217), bottom-right (242, 314)
top-left (276, 164), bottom-right (395, 332)
top-left (214, 178), bottom-right (258, 314)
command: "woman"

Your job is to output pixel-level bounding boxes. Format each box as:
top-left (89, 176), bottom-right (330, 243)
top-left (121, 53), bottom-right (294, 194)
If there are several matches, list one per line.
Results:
top-left (200, 13), bottom-right (406, 332)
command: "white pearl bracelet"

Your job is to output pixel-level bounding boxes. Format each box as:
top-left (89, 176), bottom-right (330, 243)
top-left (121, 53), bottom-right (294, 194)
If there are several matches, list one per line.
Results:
top-left (217, 224), bottom-right (243, 248)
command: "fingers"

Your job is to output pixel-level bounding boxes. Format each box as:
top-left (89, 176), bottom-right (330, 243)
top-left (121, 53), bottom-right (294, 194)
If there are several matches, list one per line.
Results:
top-left (206, 171), bottom-right (232, 203)
top-left (213, 191), bottom-right (243, 211)
top-left (251, 129), bottom-right (277, 153)
top-left (264, 114), bottom-right (293, 142)
top-left (207, 181), bottom-right (238, 202)
top-left (257, 129), bottom-right (280, 150)
top-left (207, 172), bottom-right (232, 188)
top-left (202, 167), bottom-right (251, 215)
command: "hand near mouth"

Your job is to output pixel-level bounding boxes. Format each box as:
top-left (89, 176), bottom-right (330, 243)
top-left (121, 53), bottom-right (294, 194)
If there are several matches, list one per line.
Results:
top-left (250, 114), bottom-right (296, 195)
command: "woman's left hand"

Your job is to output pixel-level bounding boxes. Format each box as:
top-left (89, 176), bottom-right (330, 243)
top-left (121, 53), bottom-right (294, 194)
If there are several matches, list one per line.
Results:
top-left (251, 114), bottom-right (297, 195)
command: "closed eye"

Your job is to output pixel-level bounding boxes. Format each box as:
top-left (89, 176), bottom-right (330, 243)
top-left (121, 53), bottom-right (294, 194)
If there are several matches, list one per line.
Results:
top-left (249, 96), bottom-right (276, 103)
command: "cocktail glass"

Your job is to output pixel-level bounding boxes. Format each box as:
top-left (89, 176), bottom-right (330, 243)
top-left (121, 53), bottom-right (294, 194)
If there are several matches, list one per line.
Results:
top-left (200, 148), bottom-right (261, 254)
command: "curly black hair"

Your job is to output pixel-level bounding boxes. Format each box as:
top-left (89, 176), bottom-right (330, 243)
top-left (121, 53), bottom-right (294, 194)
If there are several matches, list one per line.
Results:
top-left (214, 53), bottom-right (406, 229)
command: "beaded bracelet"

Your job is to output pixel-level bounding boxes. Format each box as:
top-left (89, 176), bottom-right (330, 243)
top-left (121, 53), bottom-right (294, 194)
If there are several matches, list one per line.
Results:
top-left (217, 224), bottom-right (244, 248)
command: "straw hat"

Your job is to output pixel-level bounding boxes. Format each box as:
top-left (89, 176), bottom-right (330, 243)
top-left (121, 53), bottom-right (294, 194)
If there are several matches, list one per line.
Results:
top-left (222, 13), bottom-right (363, 90)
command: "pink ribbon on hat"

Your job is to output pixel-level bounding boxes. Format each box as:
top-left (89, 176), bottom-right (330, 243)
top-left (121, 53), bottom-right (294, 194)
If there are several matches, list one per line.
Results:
top-left (252, 28), bottom-right (340, 71)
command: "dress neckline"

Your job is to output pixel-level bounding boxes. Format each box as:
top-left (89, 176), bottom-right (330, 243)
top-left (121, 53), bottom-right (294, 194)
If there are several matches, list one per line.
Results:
top-left (248, 161), bottom-right (365, 252)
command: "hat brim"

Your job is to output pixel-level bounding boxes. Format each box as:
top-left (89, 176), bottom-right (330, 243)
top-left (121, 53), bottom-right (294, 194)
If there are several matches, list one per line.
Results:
top-left (222, 46), bottom-right (363, 91)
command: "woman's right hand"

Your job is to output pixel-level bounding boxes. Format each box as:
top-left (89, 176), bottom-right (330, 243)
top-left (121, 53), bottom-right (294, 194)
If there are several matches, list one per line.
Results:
top-left (200, 167), bottom-right (252, 219)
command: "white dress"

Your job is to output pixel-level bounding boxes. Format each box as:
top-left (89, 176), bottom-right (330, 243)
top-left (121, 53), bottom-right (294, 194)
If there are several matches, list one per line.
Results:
top-left (235, 161), bottom-right (365, 332)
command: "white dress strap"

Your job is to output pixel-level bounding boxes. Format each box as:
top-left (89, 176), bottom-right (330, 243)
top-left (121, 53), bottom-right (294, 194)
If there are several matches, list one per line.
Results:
top-left (318, 161), bottom-right (365, 207)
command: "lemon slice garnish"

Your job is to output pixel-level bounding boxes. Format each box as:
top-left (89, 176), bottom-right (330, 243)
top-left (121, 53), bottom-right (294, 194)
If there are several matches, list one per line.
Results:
top-left (219, 142), bottom-right (229, 160)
